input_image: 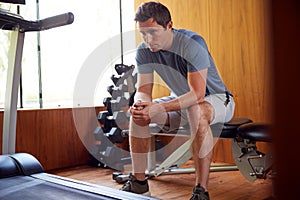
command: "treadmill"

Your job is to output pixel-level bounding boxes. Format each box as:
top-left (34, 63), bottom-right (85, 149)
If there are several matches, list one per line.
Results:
top-left (0, 153), bottom-right (157, 200)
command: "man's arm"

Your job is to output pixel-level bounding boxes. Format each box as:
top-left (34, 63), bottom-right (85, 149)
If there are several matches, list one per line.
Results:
top-left (134, 73), bottom-right (154, 102)
top-left (133, 68), bottom-right (208, 121)
top-left (129, 73), bottom-right (154, 126)
top-left (155, 68), bottom-right (207, 111)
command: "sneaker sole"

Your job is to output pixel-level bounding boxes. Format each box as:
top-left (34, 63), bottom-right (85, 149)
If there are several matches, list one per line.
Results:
top-left (120, 189), bottom-right (151, 197)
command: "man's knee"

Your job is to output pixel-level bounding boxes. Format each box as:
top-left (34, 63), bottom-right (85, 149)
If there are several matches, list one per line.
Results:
top-left (187, 102), bottom-right (214, 124)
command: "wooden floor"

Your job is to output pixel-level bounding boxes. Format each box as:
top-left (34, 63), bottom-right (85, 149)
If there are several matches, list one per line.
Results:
top-left (50, 160), bottom-right (273, 200)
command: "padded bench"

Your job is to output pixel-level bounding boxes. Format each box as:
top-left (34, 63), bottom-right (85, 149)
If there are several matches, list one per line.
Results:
top-left (148, 118), bottom-right (254, 174)
top-left (232, 122), bottom-right (273, 182)
top-left (237, 122), bottom-right (272, 142)
top-left (211, 118), bottom-right (253, 138)
top-left (113, 118), bottom-right (274, 185)
top-left (114, 118), bottom-right (255, 183)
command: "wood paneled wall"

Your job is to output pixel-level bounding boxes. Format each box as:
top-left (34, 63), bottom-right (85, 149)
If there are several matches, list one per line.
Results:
top-left (134, 0), bottom-right (273, 162)
top-left (0, 107), bottom-right (103, 170)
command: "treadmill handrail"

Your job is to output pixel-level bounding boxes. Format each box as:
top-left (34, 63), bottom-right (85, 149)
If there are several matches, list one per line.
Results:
top-left (38, 12), bottom-right (74, 31)
top-left (0, 9), bottom-right (74, 32)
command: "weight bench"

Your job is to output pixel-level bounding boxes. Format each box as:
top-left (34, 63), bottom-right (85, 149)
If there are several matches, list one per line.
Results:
top-left (233, 122), bottom-right (273, 182)
top-left (146, 118), bottom-right (253, 177)
top-left (113, 118), bottom-right (274, 187)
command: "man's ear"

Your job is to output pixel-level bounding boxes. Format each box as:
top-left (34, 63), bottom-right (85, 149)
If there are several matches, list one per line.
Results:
top-left (167, 21), bottom-right (173, 30)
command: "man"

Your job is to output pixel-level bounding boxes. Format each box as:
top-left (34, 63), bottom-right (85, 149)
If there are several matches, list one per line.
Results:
top-left (120, 2), bottom-right (235, 200)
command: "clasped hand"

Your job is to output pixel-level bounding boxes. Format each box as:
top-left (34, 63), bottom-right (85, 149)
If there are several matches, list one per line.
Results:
top-left (129, 100), bottom-right (157, 126)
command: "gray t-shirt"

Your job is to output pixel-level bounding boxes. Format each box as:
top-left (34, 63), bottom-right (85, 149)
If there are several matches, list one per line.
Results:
top-left (136, 28), bottom-right (228, 96)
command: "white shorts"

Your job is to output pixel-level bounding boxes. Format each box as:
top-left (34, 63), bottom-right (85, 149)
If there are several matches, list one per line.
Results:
top-left (153, 93), bottom-right (235, 131)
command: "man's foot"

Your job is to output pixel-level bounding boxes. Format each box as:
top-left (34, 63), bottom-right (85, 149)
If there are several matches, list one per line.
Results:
top-left (190, 184), bottom-right (210, 200)
top-left (119, 173), bottom-right (150, 196)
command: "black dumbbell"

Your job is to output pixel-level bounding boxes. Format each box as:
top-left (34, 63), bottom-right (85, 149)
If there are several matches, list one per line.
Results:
top-left (99, 145), bottom-right (122, 166)
top-left (96, 143), bottom-right (132, 170)
top-left (112, 172), bottom-right (123, 180)
top-left (113, 111), bottom-right (129, 129)
top-left (115, 64), bottom-right (135, 75)
top-left (108, 84), bottom-right (130, 99)
top-left (105, 127), bottom-right (125, 143)
top-left (93, 126), bottom-right (104, 141)
top-left (112, 172), bottom-right (130, 184)
top-left (107, 85), bottom-right (124, 98)
top-left (98, 111), bottom-right (111, 124)
top-left (110, 96), bottom-right (129, 112)
top-left (102, 115), bottom-right (117, 133)
top-left (103, 97), bottom-right (112, 108)
top-left (103, 97), bottom-right (114, 115)
top-left (97, 111), bottom-right (117, 133)
top-left (111, 74), bottom-right (122, 86)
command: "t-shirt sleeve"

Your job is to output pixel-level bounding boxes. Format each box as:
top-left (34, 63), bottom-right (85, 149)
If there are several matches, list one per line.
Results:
top-left (185, 35), bottom-right (211, 72)
top-left (135, 43), bottom-right (154, 74)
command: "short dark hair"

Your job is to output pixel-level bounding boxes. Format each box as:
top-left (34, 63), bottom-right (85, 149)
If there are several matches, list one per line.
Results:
top-left (134, 1), bottom-right (172, 28)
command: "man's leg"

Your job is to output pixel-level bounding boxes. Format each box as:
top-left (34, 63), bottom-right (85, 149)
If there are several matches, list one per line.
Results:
top-left (120, 109), bottom-right (169, 195)
top-left (129, 119), bottom-right (151, 181)
top-left (187, 102), bottom-right (214, 191)
top-left (129, 101), bottom-right (169, 179)
top-left (119, 120), bottom-right (151, 195)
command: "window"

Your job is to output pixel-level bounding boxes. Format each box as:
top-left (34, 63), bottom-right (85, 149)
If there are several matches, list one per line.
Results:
top-left (0, 0), bottom-right (136, 109)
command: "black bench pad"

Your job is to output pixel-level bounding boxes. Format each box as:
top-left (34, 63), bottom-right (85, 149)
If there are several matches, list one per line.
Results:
top-left (237, 122), bottom-right (272, 142)
top-left (212, 118), bottom-right (253, 138)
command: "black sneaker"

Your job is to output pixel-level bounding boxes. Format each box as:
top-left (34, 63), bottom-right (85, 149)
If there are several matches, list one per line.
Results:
top-left (120, 173), bottom-right (151, 196)
top-left (190, 184), bottom-right (210, 200)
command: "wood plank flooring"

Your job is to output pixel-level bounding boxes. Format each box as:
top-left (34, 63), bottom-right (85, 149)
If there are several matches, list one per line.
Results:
top-left (50, 160), bottom-right (273, 200)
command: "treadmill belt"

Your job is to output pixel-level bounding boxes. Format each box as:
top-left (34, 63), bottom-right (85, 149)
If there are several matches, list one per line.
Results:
top-left (0, 176), bottom-right (118, 200)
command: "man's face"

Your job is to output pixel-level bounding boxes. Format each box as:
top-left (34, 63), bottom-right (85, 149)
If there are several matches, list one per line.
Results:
top-left (137, 18), bottom-right (172, 52)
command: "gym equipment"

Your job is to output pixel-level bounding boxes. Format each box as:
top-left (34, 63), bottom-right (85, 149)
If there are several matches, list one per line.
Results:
top-left (91, 64), bottom-right (137, 169)
top-left (106, 127), bottom-right (127, 144)
top-left (114, 64), bottom-right (135, 75)
top-left (113, 119), bottom-right (274, 190)
top-left (0, 153), bottom-right (158, 200)
top-left (1, 7), bottom-right (74, 154)
top-left (98, 113), bottom-right (117, 133)
top-left (109, 96), bottom-right (129, 113)
top-left (0, 0), bottom-right (25, 5)
top-left (98, 111), bottom-right (111, 125)
top-left (112, 118), bottom-right (251, 182)
top-left (234, 123), bottom-right (273, 181)
top-left (93, 126), bottom-right (127, 144)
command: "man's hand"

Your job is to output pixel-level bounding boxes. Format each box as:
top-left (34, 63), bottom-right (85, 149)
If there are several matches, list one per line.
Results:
top-left (130, 100), bottom-right (152, 126)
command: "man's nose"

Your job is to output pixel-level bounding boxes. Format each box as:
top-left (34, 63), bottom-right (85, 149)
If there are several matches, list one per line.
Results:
top-left (144, 33), bottom-right (153, 44)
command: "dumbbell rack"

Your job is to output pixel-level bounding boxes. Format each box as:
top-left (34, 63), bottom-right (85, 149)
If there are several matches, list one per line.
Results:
top-left (90, 64), bottom-right (137, 171)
